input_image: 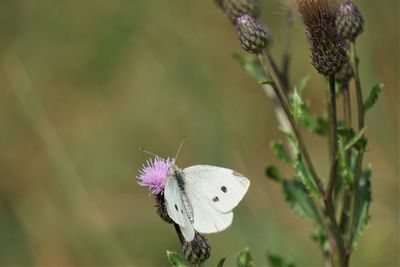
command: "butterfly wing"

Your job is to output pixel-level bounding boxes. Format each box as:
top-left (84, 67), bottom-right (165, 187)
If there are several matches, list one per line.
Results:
top-left (164, 175), bottom-right (195, 241)
top-left (183, 176), bottom-right (233, 234)
top-left (182, 165), bottom-right (250, 234)
top-left (183, 165), bottom-right (250, 213)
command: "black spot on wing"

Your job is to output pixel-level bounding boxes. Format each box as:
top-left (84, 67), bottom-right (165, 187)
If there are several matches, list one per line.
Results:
top-left (174, 204), bottom-right (178, 211)
top-left (212, 196), bottom-right (219, 202)
top-left (221, 186), bottom-right (227, 193)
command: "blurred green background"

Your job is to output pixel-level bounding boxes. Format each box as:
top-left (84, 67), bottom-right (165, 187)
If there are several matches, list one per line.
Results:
top-left (0, 0), bottom-right (398, 266)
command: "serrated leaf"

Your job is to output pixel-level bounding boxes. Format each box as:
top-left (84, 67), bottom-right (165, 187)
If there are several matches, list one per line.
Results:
top-left (344, 128), bottom-right (366, 151)
top-left (282, 180), bottom-right (320, 222)
top-left (311, 227), bottom-right (329, 252)
top-left (294, 76), bottom-right (310, 94)
top-left (290, 89), bottom-right (304, 123)
top-left (294, 156), bottom-right (320, 197)
top-left (364, 83), bottom-right (383, 111)
top-left (266, 165), bottom-right (285, 182)
top-left (217, 258), bottom-right (226, 267)
top-left (270, 141), bottom-right (292, 164)
top-left (351, 166), bottom-right (372, 248)
top-left (232, 52), bottom-right (269, 82)
top-left (266, 252), bottom-right (296, 267)
top-left (301, 114), bottom-right (328, 135)
top-left (167, 251), bottom-right (187, 267)
top-left (338, 136), bottom-right (353, 185)
top-left (237, 247), bottom-right (253, 267)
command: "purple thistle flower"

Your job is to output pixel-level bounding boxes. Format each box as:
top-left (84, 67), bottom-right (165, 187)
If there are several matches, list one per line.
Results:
top-left (137, 157), bottom-right (174, 194)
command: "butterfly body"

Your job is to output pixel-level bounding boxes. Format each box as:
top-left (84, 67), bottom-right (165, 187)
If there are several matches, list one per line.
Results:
top-left (164, 164), bottom-right (250, 241)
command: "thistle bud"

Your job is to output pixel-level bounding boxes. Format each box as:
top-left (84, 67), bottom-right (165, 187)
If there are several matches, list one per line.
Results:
top-left (335, 59), bottom-right (353, 85)
top-left (182, 233), bottom-right (211, 264)
top-left (236, 14), bottom-right (269, 54)
top-left (336, 0), bottom-right (364, 41)
top-left (297, 0), bottom-right (346, 76)
top-left (155, 193), bottom-right (173, 224)
top-left (223, 0), bottom-right (261, 24)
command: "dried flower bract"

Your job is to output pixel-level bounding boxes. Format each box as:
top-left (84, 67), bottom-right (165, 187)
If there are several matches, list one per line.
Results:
top-left (297, 0), bottom-right (346, 76)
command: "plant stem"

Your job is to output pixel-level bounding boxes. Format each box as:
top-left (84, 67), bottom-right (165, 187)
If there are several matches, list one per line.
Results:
top-left (258, 52), bottom-right (325, 196)
top-left (263, 49), bottom-right (290, 97)
top-left (281, 5), bottom-right (294, 94)
top-left (339, 82), bottom-right (352, 235)
top-left (348, 41), bottom-right (365, 250)
top-left (325, 75), bottom-right (347, 267)
top-left (327, 76), bottom-right (339, 201)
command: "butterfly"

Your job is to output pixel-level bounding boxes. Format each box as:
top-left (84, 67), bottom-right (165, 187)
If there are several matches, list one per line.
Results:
top-left (164, 163), bottom-right (250, 241)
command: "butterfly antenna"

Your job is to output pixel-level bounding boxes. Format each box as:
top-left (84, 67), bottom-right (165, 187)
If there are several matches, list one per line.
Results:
top-left (139, 147), bottom-right (159, 158)
top-left (174, 135), bottom-right (187, 162)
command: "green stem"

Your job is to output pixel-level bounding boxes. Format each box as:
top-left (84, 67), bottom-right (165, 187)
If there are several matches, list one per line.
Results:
top-left (348, 41), bottom-right (365, 250)
top-left (339, 82), bottom-right (352, 236)
top-left (325, 75), bottom-right (347, 267)
top-left (263, 49), bottom-right (290, 97)
top-left (327, 76), bottom-right (339, 201)
top-left (258, 52), bottom-right (325, 197)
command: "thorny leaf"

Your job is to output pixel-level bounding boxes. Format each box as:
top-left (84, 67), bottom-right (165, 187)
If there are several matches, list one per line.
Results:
top-left (167, 251), bottom-right (187, 267)
top-left (266, 165), bottom-right (285, 182)
top-left (232, 52), bottom-right (269, 82)
top-left (266, 252), bottom-right (296, 267)
top-left (270, 141), bottom-right (292, 164)
top-left (282, 180), bottom-right (320, 222)
top-left (364, 83), bottom-right (383, 111)
top-left (351, 166), bottom-right (372, 248)
top-left (237, 247), bottom-right (253, 267)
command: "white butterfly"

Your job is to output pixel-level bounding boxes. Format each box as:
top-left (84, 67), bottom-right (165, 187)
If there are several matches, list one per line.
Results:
top-left (164, 163), bottom-right (250, 241)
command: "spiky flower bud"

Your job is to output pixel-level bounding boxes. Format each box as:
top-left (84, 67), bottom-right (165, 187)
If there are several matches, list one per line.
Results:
top-left (236, 14), bottom-right (269, 54)
top-left (182, 233), bottom-right (211, 264)
top-left (223, 0), bottom-right (260, 24)
top-left (155, 193), bottom-right (173, 224)
top-left (297, 0), bottom-right (346, 76)
top-left (336, 0), bottom-right (364, 41)
top-left (335, 59), bottom-right (353, 85)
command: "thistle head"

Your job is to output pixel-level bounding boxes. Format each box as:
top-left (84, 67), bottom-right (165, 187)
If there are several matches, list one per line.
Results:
top-left (222, 0), bottom-right (261, 24)
top-left (235, 14), bottom-right (270, 54)
top-left (335, 58), bottom-right (353, 85)
top-left (155, 193), bottom-right (173, 223)
top-left (297, 0), bottom-right (346, 76)
top-left (336, 0), bottom-right (364, 41)
top-left (137, 157), bottom-right (174, 194)
top-left (182, 233), bottom-right (211, 264)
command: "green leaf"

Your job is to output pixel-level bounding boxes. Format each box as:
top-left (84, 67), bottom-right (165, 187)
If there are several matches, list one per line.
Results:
top-left (232, 52), bottom-right (269, 82)
top-left (282, 180), bottom-right (320, 222)
top-left (293, 156), bottom-right (320, 197)
top-left (337, 136), bottom-right (353, 185)
top-left (237, 247), bottom-right (253, 267)
top-left (301, 114), bottom-right (328, 136)
top-left (166, 251), bottom-right (187, 267)
top-left (351, 166), bottom-right (372, 248)
top-left (265, 165), bottom-right (285, 182)
top-left (344, 128), bottom-right (366, 151)
top-left (364, 83), bottom-right (383, 111)
top-left (290, 88), bottom-right (305, 123)
top-left (266, 252), bottom-right (295, 267)
top-left (294, 76), bottom-right (310, 94)
top-left (311, 227), bottom-right (329, 253)
top-left (217, 258), bottom-right (226, 267)
top-left (261, 80), bottom-right (276, 86)
top-left (270, 141), bottom-right (292, 164)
